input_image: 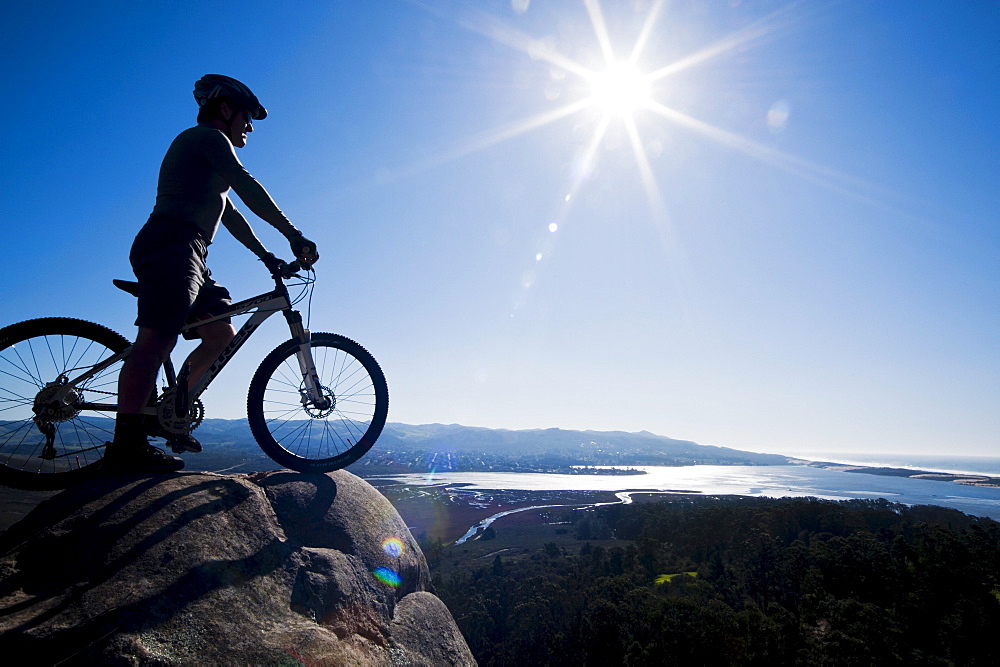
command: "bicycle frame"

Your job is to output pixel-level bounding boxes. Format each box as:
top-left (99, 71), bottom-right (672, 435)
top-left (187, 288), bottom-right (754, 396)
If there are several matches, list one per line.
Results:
top-left (67, 270), bottom-right (324, 416)
top-left (0, 264), bottom-right (390, 491)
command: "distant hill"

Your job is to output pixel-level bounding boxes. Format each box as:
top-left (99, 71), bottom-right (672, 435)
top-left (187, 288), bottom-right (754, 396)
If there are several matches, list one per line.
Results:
top-left (373, 423), bottom-right (789, 465)
top-left (1, 419), bottom-right (790, 475)
top-left (149, 420), bottom-right (792, 473)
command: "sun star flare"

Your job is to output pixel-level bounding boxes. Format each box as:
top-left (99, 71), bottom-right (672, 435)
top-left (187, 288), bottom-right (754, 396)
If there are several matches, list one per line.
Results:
top-left (587, 60), bottom-right (653, 118)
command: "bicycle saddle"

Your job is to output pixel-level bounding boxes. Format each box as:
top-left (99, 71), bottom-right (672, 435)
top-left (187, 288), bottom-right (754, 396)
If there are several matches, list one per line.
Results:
top-left (113, 279), bottom-right (139, 297)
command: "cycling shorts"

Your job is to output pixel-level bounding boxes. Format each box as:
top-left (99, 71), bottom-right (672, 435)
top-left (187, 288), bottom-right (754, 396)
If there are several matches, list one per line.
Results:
top-left (129, 214), bottom-right (232, 339)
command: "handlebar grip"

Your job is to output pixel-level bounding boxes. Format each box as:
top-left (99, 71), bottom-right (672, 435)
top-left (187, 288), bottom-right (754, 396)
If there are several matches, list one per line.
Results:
top-left (280, 260), bottom-right (313, 278)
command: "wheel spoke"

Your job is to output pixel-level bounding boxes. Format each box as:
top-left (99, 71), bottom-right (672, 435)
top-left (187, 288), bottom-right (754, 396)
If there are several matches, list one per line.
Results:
top-left (0, 319), bottom-right (129, 488)
top-left (249, 334), bottom-right (387, 472)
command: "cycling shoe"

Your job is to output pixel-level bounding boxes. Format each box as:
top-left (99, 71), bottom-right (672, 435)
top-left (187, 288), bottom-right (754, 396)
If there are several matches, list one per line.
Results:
top-left (102, 441), bottom-right (184, 473)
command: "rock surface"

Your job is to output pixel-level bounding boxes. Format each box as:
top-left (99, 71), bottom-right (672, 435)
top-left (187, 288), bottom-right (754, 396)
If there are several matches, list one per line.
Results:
top-left (0, 470), bottom-right (475, 665)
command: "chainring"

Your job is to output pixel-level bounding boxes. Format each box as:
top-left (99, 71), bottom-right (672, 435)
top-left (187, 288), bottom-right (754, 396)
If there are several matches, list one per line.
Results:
top-left (156, 387), bottom-right (205, 435)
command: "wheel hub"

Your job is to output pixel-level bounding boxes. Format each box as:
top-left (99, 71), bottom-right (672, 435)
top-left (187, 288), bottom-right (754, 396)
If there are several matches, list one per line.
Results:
top-left (32, 378), bottom-right (82, 423)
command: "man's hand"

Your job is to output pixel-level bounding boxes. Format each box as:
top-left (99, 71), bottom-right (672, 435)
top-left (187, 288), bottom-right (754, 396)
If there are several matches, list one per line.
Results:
top-left (288, 234), bottom-right (319, 266)
top-left (259, 252), bottom-right (285, 276)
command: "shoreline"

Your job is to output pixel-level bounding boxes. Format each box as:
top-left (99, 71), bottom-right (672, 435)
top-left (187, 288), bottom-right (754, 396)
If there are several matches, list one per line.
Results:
top-left (370, 458), bottom-right (1000, 490)
top-left (371, 481), bottom-right (625, 544)
top-left (371, 480), bottom-right (720, 544)
top-left (368, 460), bottom-right (1000, 543)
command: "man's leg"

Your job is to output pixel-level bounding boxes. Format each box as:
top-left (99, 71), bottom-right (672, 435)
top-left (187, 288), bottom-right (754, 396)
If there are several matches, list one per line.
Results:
top-left (105, 327), bottom-right (184, 472)
top-left (183, 320), bottom-right (236, 389)
top-left (118, 327), bottom-right (176, 413)
top-left (156, 320), bottom-right (236, 455)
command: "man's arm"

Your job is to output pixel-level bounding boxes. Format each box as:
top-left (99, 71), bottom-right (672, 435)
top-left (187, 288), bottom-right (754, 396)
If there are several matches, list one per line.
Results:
top-left (201, 129), bottom-right (299, 237)
top-left (220, 199), bottom-right (269, 258)
top-left (203, 129), bottom-right (318, 264)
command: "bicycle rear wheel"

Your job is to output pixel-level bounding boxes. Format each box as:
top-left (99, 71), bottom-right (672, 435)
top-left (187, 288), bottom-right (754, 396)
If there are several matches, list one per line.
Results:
top-left (247, 333), bottom-right (388, 473)
top-left (0, 317), bottom-right (129, 490)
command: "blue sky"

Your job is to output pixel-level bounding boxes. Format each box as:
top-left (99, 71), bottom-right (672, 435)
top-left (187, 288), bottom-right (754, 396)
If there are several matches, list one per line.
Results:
top-left (2, 1), bottom-right (997, 457)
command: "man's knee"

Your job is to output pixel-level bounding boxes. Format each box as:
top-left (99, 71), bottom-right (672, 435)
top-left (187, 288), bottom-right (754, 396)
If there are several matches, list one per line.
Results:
top-left (134, 327), bottom-right (177, 359)
top-left (198, 321), bottom-right (236, 348)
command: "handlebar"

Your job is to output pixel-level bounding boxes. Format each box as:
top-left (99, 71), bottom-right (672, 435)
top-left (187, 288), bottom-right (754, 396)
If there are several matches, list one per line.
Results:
top-left (276, 259), bottom-right (312, 279)
top-left (262, 252), bottom-right (314, 280)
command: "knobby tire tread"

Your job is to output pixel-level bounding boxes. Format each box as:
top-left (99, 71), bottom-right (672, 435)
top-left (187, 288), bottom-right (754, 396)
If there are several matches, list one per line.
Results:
top-left (246, 333), bottom-right (388, 473)
top-left (0, 317), bottom-right (130, 490)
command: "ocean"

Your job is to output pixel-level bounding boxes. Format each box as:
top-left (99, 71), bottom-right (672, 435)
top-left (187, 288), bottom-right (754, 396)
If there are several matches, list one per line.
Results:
top-left (784, 453), bottom-right (1000, 477)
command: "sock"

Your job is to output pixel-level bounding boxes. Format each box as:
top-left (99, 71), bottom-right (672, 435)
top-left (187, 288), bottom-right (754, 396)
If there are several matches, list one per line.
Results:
top-left (113, 414), bottom-right (146, 447)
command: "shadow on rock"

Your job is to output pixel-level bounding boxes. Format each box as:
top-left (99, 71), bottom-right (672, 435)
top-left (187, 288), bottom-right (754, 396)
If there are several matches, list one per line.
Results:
top-left (0, 470), bottom-right (474, 665)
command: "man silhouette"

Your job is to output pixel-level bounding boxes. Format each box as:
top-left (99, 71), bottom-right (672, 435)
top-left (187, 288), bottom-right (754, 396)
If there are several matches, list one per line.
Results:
top-left (104, 75), bottom-right (319, 472)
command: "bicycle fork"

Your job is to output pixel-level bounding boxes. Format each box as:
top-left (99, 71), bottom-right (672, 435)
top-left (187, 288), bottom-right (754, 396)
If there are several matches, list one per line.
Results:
top-left (285, 311), bottom-right (332, 412)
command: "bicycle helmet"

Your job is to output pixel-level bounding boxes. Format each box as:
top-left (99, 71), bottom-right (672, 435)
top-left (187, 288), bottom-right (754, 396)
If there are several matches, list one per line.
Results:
top-left (193, 74), bottom-right (267, 120)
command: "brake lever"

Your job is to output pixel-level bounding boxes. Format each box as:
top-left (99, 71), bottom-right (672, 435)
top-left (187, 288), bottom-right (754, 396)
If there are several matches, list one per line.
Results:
top-left (280, 260), bottom-right (312, 279)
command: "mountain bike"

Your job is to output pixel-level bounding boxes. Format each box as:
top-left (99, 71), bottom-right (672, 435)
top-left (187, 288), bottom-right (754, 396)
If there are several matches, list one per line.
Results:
top-left (0, 262), bottom-right (388, 490)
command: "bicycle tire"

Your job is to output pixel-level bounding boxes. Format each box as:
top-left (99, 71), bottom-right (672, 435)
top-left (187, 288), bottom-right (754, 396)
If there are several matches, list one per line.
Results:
top-left (0, 317), bottom-right (129, 490)
top-left (247, 333), bottom-right (388, 473)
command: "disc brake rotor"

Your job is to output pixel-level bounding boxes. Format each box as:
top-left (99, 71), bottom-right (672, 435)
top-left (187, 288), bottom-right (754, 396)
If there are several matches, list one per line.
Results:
top-left (301, 384), bottom-right (336, 419)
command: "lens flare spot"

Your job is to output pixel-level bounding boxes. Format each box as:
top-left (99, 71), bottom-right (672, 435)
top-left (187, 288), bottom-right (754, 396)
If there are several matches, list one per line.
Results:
top-left (373, 567), bottom-right (402, 587)
top-left (528, 37), bottom-right (556, 61)
top-left (382, 537), bottom-right (406, 558)
top-left (535, 253), bottom-right (543, 262)
top-left (767, 100), bottom-right (790, 131)
top-left (548, 222), bottom-right (559, 232)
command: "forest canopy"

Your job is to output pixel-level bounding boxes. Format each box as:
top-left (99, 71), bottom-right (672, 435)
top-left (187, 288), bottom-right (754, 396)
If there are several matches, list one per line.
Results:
top-left (433, 496), bottom-right (1000, 665)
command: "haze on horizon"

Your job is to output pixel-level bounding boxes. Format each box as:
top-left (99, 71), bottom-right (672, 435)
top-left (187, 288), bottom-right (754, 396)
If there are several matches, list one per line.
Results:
top-left (2, 1), bottom-right (996, 458)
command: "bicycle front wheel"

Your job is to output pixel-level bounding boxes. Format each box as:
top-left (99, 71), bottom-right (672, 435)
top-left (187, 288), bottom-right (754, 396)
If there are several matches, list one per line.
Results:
top-left (0, 317), bottom-right (129, 490)
top-left (247, 333), bottom-right (388, 473)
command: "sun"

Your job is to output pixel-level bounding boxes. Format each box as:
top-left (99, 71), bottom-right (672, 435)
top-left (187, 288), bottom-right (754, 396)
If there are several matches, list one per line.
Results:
top-left (586, 60), bottom-right (652, 118)
top-left (423, 0), bottom-right (854, 318)
top-left (426, 0), bottom-right (844, 229)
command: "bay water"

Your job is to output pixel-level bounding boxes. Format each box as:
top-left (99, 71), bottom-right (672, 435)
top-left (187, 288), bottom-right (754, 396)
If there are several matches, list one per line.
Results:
top-left (383, 459), bottom-right (1000, 522)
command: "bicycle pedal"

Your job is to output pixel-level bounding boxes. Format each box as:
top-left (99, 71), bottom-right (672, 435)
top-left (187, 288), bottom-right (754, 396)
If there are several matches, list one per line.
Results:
top-left (167, 434), bottom-right (203, 454)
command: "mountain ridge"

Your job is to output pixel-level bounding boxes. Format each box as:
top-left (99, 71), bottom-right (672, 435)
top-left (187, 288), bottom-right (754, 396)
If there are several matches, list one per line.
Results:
top-left (178, 419), bottom-right (793, 470)
top-left (191, 419), bottom-right (785, 457)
